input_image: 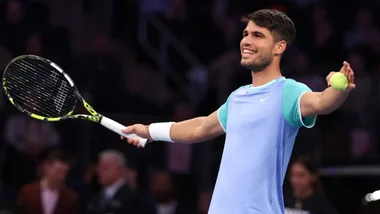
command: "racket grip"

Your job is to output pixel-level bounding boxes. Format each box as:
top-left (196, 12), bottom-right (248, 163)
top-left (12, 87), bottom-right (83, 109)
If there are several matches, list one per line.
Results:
top-left (100, 116), bottom-right (148, 147)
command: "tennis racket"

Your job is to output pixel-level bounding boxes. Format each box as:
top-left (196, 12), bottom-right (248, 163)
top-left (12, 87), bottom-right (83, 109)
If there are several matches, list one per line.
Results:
top-left (2, 55), bottom-right (148, 147)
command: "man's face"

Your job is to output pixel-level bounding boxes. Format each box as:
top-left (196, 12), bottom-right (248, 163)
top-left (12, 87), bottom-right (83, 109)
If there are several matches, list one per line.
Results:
top-left (289, 163), bottom-right (314, 195)
top-left (97, 158), bottom-right (122, 187)
top-left (240, 21), bottom-right (276, 72)
top-left (150, 172), bottom-right (173, 202)
top-left (46, 160), bottom-right (69, 184)
top-left (6, 1), bottom-right (23, 23)
top-left (25, 34), bottom-right (42, 55)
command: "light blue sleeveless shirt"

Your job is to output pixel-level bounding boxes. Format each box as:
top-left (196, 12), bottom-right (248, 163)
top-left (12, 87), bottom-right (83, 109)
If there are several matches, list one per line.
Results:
top-left (209, 77), bottom-right (317, 214)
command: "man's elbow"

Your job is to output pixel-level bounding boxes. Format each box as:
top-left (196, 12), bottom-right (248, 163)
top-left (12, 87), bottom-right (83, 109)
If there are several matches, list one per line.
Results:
top-left (302, 103), bottom-right (332, 117)
top-left (192, 126), bottom-right (222, 143)
top-left (191, 128), bottom-right (207, 143)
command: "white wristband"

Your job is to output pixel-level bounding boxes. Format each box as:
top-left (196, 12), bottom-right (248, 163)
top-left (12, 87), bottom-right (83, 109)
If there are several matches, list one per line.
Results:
top-left (149, 122), bottom-right (175, 142)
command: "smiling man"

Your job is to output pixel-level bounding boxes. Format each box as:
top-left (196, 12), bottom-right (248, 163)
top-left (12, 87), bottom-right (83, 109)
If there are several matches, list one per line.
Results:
top-left (122, 9), bottom-right (355, 214)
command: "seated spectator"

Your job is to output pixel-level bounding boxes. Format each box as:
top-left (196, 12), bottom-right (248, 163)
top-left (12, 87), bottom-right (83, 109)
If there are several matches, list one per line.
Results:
top-left (284, 156), bottom-right (337, 214)
top-left (1, 117), bottom-right (60, 198)
top-left (149, 170), bottom-right (194, 214)
top-left (87, 150), bottom-right (154, 214)
top-left (196, 189), bottom-right (212, 214)
top-left (17, 150), bottom-right (80, 214)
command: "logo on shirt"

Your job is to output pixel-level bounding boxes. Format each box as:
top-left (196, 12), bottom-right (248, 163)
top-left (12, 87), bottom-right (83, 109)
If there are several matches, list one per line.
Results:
top-left (260, 97), bottom-right (270, 102)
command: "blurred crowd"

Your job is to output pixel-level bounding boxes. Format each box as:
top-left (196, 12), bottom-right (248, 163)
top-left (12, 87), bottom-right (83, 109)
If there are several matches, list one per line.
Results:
top-left (1, 0), bottom-right (380, 213)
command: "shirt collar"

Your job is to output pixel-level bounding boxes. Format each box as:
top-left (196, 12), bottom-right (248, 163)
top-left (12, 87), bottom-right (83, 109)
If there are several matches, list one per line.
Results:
top-left (104, 178), bottom-right (127, 199)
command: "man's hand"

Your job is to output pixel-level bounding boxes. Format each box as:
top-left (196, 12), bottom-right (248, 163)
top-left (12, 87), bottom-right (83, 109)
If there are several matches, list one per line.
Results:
top-left (121, 124), bottom-right (152, 148)
top-left (326, 61), bottom-right (356, 92)
top-left (301, 61), bottom-right (356, 117)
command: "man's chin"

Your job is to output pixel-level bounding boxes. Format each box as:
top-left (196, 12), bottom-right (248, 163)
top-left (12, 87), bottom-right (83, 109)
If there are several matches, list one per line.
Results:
top-left (240, 61), bottom-right (254, 70)
top-left (240, 60), bottom-right (250, 67)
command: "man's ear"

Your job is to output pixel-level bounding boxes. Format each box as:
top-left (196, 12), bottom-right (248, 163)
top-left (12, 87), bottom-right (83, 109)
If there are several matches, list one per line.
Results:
top-left (274, 40), bottom-right (287, 56)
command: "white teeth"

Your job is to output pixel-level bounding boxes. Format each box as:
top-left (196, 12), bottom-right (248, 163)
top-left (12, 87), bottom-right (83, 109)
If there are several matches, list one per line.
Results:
top-left (243, 49), bottom-right (254, 54)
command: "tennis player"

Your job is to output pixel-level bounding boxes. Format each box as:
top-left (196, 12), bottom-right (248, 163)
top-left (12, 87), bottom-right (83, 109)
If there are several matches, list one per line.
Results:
top-left (122, 9), bottom-right (355, 214)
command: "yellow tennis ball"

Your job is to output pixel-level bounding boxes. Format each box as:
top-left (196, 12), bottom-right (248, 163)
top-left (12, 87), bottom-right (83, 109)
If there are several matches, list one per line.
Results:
top-left (330, 72), bottom-right (348, 90)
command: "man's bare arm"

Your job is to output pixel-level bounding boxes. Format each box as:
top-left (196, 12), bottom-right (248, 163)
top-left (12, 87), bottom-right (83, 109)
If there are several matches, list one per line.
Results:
top-left (300, 61), bottom-right (355, 117)
top-left (122, 110), bottom-right (225, 146)
top-left (170, 110), bottom-right (225, 143)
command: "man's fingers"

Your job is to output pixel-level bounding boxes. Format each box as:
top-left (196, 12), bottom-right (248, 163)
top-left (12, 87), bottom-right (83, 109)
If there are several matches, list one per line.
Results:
top-left (342, 61), bottom-right (350, 76)
top-left (350, 71), bottom-right (354, 83)
top-left (122, 126), bottom-right (134, 134)
top-left (326, 71), bottom-right (335, 86)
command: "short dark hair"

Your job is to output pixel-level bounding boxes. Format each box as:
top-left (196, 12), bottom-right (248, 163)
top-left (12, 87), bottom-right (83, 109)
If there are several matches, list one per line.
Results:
top-left (241, 9), bottom-right (296, 45)
top-left (293, 155), bottom-right (318, 174)
top-left (293, 155), bottom-right (323, 193)
top-left (45, 150), bottom-right (71, 164)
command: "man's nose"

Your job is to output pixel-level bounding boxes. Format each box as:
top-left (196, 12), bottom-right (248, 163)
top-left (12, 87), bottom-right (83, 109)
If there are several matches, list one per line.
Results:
top-left (241, 38), bottom-right (252, 46)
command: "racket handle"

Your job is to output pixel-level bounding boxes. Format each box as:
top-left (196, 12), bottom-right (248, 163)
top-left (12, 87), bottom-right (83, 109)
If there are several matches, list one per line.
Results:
top-left (100, 116), bottom-right (148, 147)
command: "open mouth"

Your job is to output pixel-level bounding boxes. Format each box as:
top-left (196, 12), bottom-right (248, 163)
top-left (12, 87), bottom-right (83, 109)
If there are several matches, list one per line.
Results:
top-left (241, 48), bottom-right (256, 57)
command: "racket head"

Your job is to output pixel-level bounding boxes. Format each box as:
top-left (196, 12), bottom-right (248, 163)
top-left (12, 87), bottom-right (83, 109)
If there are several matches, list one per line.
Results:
top-left (3, 55), bottom-right (79, 121)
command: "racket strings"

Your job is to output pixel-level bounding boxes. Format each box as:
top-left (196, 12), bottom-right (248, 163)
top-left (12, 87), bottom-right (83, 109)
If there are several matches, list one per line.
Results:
top-left (7, 72), bottom-right (68, 103)
top-left (12, 59), bottom-right (77, 110)
top-left (5, 67), bottom-right (72, 117)
top-left (4, 58), bottom-right (77, 117)
top-left (7, 85), bottom-right (64, 118)
top-left (6, 64), bottom-right (75, 116)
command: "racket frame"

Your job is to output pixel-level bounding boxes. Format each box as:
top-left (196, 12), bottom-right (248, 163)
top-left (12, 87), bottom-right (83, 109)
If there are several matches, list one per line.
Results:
top-left (2, 55), bottom-right (148, 147)
top-left (3, 55), bottom-right (102, 122)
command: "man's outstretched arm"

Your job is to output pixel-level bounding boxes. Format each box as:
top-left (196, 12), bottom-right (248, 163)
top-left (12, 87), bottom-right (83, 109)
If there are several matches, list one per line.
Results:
top-left (122, 110), bottom-right (225, 147)
top-left (300, 61), bottom-right (356, 117)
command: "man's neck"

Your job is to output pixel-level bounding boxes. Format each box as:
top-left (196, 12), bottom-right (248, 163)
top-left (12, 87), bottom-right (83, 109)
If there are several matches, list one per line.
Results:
top-left (294, 188), bottom-right (313, 200)
top-left (42, 178), bottom-right (61, 191)
top-left (251, 62), bottom-right (282, 87)
top-left (104, 177), bottom-right (126, 189)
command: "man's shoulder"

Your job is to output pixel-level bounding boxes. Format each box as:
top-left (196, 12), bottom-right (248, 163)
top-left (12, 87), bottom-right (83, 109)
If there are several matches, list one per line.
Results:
top-left (18, 181), bottom-right (41, 201)
top-left (283, 78), bottom-right (311, 89)
top-left (114, 183), bottom-right (136, 199)
top-left (61, 186), bottom-right (79, 202)
top-left (20, 181), bottom-right (40, 192)
top-left (232, 84), bottom-right (250, 93)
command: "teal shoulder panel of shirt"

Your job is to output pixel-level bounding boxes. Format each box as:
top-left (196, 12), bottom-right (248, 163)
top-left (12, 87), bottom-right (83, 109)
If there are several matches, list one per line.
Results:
top-left (217, 86), bottom-right (248, 131)
top-left (282, 79), bottom-right (317, 129)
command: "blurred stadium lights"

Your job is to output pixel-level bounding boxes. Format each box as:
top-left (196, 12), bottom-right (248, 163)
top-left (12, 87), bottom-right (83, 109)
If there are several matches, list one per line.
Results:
top-left (364, 190), bottom-right (380, 203)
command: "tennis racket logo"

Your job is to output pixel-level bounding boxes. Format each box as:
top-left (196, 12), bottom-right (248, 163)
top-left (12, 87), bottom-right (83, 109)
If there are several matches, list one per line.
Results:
top-left (73, 115), bottom-right (99, 123)
top-left (53, 81), bottom-right (68, 114)
top-left (83, 101), bottom-right (98, 116)
top-left (2, 55), bottom-right (148, 147)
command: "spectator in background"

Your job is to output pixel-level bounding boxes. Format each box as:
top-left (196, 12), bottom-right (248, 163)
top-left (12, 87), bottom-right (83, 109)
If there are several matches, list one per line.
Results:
top-left (87, 150), bottom-right (153, 214)
top-left (284, 156), bottom-right (337, 214)
top-left (75, 32), bottom-right (125, 112)
top-left (1, 117), bottom-right (60, 198)
top-left (344, 9), bottom-right (379, 50)
top-left (310, 5), bottom-right (341, 68)
top-left (196, 189), bottom-right (212, 214)
top-left (284, 49), bottom-right (325, 93)
top-left (2, 0), bottom-right (29, 56)
top-left (149, 170), bottom-right (193, 214)
top-left (24, 32), bottom-right (44, 56)
top-left (17, 150), bottom-right (80, 214)
top-left (164, 0), bottom-right (190, 40)
top-left (167, 102), bottom-right (193, 175)
top-left (122, 50), bottom-right (173, 116)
